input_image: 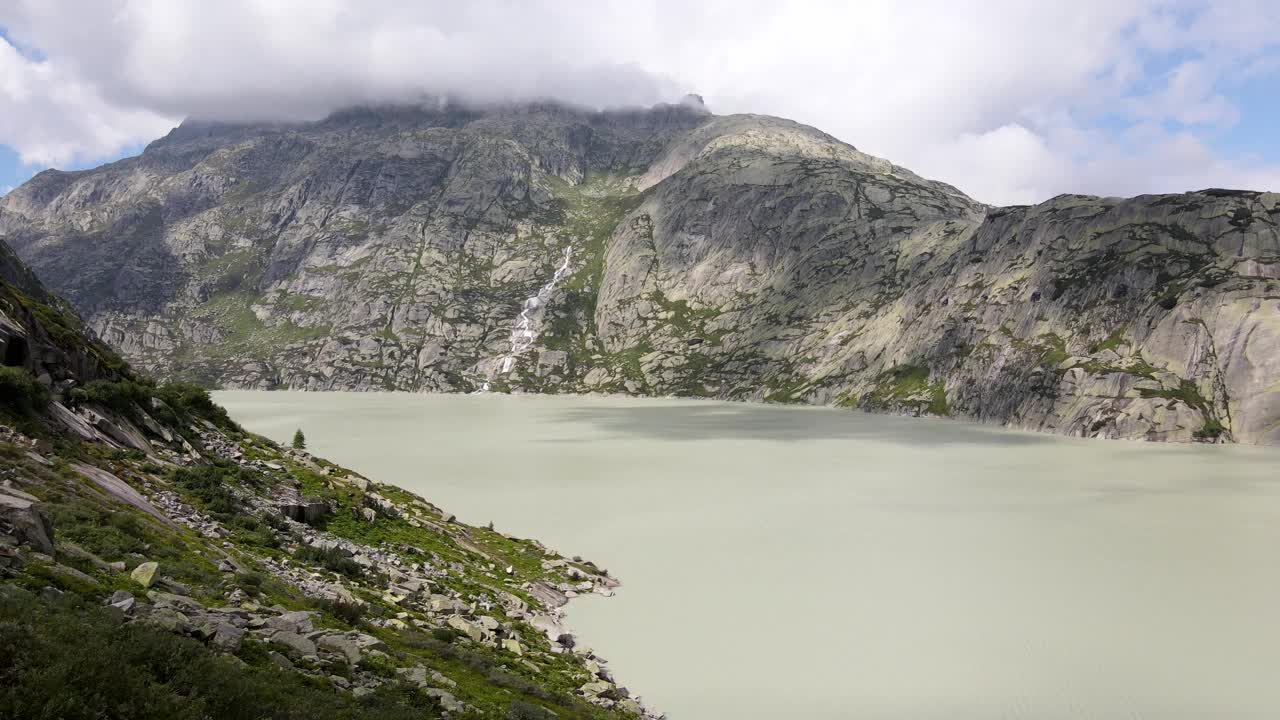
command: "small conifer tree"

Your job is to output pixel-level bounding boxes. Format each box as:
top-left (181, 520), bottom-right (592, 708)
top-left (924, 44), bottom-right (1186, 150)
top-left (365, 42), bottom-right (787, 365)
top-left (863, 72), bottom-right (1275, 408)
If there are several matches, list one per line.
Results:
top-left (291, 428), bottom-right (306, 450)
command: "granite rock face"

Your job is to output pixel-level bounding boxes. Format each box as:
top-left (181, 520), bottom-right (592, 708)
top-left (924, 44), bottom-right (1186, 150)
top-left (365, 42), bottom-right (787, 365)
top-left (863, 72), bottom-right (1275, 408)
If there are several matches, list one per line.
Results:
top-left (2, 103), bottom-right (1278, 444)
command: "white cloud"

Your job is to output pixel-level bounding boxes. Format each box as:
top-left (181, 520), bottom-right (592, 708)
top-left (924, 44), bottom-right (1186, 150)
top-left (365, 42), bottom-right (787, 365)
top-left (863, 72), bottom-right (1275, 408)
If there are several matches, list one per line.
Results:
top-left (0, 36), bottom-right (175, 166)
top-left (0, 0), bottom-right (1278, 204)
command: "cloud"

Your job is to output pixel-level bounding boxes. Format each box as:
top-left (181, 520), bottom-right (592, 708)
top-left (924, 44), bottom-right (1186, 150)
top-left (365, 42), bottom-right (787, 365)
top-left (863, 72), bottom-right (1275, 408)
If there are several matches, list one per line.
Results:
top-left (0, 35), bottom-right (175, 166)
top-left (1, 0), bottom-right (1278, 204)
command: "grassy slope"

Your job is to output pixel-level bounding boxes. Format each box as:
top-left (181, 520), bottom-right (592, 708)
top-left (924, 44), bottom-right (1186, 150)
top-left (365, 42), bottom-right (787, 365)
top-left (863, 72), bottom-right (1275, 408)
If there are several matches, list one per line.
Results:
top-left (0, 375), bottom-right (640, 719)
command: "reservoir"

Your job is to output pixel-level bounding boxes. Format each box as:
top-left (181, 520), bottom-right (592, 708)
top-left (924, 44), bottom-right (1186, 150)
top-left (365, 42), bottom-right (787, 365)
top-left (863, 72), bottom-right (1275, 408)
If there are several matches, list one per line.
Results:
top-left (216, 391), bottom-right (1280, 720)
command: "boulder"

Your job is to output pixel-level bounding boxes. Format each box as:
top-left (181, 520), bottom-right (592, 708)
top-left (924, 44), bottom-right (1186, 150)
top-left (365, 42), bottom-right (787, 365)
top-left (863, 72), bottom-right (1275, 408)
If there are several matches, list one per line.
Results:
top-left (501, 638), bottom-right (525, 655)
top-left (267, 610), bottom-right (315, 634)
top-left (397, 665), bottom-right (431, 688)
top-left (352, 632), bottom-right (387, 653)
top-left (279, 500), bottom-right (330, 526)
top-left (0, 490), bottom-right (55, 555)
top-left (425, 689), bottom-right (466, 713)
top-left (580, 680), bottom-right (614, 697)
top-left (529, 614), bottom-right (567, 641)
top-left (146, 590), bottom-right (203, 613)
top-left (148, 607), bottom-right (194, 633)
top-left (130, 561), bottom-right (160, 588)
top-left (446, 616), bottom-right (487, 643)
top-left (363, 493), bottom-right (399, 518)
top-left (269, 631), bottom-right (317, 658)
top-left (318, 633), bottom-right (363, 664)
top-left (428, 594), bottom-right (468, 615)
top-left (211, 623), bottom-right (245, 650)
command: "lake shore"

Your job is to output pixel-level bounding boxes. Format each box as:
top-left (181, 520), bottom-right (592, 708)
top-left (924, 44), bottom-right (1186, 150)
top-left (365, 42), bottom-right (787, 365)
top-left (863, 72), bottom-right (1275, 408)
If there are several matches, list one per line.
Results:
top-left (218, 391), bottom-right (1280, 719)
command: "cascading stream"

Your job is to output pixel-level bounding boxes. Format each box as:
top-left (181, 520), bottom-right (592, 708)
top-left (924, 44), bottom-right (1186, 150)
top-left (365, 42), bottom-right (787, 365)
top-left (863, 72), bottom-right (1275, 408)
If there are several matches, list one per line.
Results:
top-left (481, 246), bottom-right (572, 391)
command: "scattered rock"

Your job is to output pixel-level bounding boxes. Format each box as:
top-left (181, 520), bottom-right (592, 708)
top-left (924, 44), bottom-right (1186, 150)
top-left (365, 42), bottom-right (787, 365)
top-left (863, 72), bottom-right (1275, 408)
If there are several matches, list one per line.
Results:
top-left (269, 631), bottom-right (317, 658)
top-left (130, 561), bottom-right (159, 588)
top-left (446, 616), bottom-right (486, 643)
top-left (580, 680), bottom-right (614, 697)
top-left (211, 623), bottom-right (245, 650)
top-left (0, 489), bottom-right (55, 555)
top-left (425, 689), bottom-right (466, 713)
top-left (148, 608), bottom-right (194, 634)
top-left (267, 610), bottom-right (315, 634)
top-left (279, 500), bottom-right (330, 526)
top-left (429, 594), bottom-right (468, 615)
top-left (318, 633), bottom-right (363, 664)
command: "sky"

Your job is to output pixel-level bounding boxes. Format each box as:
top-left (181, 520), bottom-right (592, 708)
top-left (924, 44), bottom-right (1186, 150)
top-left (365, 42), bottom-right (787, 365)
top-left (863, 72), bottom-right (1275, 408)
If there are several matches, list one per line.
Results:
top-left (1, 0), bottom-right (1278, 206)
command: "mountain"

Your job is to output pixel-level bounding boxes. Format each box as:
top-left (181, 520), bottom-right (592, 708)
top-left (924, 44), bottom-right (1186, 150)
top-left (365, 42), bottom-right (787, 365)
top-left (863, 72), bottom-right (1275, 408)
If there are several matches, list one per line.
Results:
top-left (2, 101), bottom-right (1278, 444)
top-left (0, 240), bottom-right (655, 718)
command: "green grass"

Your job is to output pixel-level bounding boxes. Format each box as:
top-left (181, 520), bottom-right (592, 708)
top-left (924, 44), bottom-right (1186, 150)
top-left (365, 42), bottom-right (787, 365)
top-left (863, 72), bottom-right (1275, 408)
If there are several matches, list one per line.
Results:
top-left (865, 364), bottom-right (950, 416)
top-left (0, 587), bottom-right (447, 720)
top-left (1137, 378), bottom-right (1229, 440)
top-left (186, 291), bottom-right (333, 360)
top-left (1090, 328), bottom-right (1128, 354)
top-left (0, 366), bottom-right (49, 416)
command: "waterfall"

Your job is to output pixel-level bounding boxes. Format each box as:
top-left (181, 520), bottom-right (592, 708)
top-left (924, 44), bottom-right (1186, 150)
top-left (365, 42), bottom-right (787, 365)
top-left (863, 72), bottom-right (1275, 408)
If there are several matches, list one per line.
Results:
top-left (480, 246), bottom-right (572, 391)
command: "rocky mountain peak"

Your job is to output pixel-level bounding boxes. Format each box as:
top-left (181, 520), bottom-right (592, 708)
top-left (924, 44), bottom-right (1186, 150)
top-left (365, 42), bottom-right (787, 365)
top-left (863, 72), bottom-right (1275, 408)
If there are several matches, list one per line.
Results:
top-left (1, 101), bottom-right (1277, 444)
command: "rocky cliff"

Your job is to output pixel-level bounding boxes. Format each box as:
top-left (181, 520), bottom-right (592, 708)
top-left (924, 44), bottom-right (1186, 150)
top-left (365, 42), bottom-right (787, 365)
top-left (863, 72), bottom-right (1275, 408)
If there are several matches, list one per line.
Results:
top-left (2, 102), bottom-right (1278, 444)
top-left (0, 239), bottom-right (655, 718)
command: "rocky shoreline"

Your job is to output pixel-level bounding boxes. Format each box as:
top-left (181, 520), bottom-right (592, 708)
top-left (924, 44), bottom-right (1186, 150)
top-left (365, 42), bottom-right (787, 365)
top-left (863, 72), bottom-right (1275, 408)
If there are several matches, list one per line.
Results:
top-left (0, 397), bottom-right (660, 717)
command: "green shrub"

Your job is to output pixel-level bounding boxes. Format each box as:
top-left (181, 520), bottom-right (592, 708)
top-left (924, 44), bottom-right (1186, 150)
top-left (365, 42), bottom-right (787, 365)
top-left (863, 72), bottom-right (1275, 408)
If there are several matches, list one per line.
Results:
top-left (313, 597), bottom-right (366, 626)
top-left (0, 366), bottom-right (49, 415)
top-left (295, 544), bottom-right (363, 578)
top-left (229, 515), bottom-right (282, 549)
top-left (156, 382), bottom-right (236, 429)
top-left (171, 464), bottom-right (256, 515)
top-left (235, 571), bottom-right (266, 593)
top-left (69, 379), bottom-right (153, 414)
top-left (45, 498), bottom-right (150, 560)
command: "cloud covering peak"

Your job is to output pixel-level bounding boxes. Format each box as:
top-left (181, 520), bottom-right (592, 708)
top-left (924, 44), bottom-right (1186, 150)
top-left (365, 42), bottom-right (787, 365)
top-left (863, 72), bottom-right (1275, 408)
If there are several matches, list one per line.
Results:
top-left (1, 0), bottom-right (1279, 205)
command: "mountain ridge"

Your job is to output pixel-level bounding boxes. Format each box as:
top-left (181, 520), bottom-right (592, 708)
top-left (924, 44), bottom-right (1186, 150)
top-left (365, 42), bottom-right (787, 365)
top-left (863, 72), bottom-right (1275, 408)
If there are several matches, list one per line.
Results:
top-left (0, 234), bottom-right (656, 717)
top-left (2, 101), bottom-right (1278, 444)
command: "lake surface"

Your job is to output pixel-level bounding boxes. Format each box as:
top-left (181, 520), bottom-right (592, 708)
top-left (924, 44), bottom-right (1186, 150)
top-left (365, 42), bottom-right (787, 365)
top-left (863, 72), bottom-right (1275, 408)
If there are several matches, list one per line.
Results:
top-left (216, 391), bottom-right (1280, 720)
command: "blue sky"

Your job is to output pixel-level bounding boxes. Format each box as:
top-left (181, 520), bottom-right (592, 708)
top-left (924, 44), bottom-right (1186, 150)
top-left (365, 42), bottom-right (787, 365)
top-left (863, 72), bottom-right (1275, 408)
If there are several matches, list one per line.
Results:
top-left (2, 1), bottom-right (1279, 205)
top-left (0, 145), bottom-right (27, 192)
top-left (1214, 75), bottom-right (1280, 162)
top-left (0, 143), bottom-right (149, 193)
